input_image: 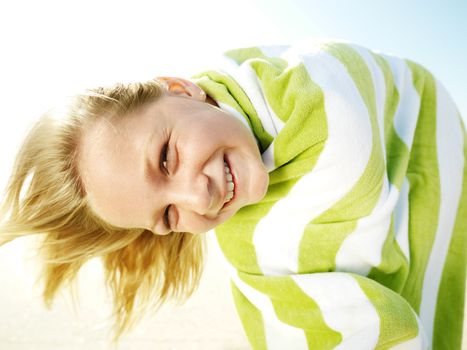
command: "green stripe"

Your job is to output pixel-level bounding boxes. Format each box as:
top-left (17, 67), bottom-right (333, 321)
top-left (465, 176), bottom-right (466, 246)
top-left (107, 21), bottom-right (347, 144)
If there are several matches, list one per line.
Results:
top-left (298, 43), bottom-right (385, 273)
top-left (368, 217), bottom-right (410, 294)
top-left (225, 47), bottom-right (288, 72)
top-left (400, 60), bottom-right (440, 313)
top-left (215, 202), bottom-right (267, 274)
top-left (238, 272), bottom-right (342, 349)
top-left (352, 273), bottom-right (420, 348)
top-left (231, 280), bottom-right (267, 350)
top-left (433, 119), bottom-right (467, 350)
top-left (225, 47), bottom-right (267, 63)
top-left (249, 60), bottom-right (328, 169)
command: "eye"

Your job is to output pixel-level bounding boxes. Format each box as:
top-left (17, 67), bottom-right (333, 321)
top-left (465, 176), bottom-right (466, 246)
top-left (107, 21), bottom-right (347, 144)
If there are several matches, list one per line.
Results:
top-left (160, 142), bottom-right (169, 174)
top-left (163, 205), bottom-right (171, 230)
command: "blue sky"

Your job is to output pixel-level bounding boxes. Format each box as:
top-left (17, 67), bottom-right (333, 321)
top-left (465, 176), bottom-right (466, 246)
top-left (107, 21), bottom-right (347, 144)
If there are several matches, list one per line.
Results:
top-left (253, 0), bottom-right (467, 119)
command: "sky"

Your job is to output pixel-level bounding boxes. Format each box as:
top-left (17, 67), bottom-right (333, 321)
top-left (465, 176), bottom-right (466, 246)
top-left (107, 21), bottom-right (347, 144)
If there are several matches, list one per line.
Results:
top-left (0, 0), bottom-right (466, 187)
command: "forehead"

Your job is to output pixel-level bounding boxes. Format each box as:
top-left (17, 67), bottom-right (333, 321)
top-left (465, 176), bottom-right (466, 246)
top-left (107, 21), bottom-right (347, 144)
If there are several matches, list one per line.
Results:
top-left (77, 110), bottom-right (154, 228)
top-left (80, 99), bottom-right (164, 159)
top-left (80, 116), bottom-right (126, 173)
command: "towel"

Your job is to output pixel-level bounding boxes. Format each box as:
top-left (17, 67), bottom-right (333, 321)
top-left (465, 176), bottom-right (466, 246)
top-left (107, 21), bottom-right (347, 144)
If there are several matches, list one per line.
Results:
top-left (191, 40), bottom-right (467, 350)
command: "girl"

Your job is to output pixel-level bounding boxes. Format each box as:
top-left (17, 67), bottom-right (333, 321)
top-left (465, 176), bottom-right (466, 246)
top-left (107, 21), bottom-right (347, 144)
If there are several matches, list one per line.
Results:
top-left (1, 40), bottom-right (466, 349)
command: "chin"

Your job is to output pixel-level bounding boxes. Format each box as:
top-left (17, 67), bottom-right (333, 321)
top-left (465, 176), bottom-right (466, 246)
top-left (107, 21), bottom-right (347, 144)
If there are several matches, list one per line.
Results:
top-left (251, 190), bottom-right (267, 205)
top-left (251, 171), bottom-right (269, 204)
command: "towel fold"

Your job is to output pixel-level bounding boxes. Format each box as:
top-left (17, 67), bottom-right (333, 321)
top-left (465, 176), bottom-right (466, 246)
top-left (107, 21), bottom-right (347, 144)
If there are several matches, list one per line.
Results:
top-left (191, 40), bottom-right (467, 350)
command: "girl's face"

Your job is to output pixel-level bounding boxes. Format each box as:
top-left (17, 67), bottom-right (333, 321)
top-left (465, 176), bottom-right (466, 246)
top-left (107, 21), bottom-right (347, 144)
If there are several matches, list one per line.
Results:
top-left (78, 77), bottom-right (269, 235)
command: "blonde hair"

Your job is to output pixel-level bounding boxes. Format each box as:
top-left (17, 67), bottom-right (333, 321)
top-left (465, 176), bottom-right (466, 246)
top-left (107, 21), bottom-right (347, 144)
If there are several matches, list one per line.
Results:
top-left (0, 80), bottom-right (207, 344)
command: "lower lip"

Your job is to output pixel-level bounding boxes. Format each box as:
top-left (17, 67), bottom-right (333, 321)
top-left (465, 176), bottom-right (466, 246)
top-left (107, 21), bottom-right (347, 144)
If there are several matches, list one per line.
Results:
top-left (222, 157), bottom-right (237, 210)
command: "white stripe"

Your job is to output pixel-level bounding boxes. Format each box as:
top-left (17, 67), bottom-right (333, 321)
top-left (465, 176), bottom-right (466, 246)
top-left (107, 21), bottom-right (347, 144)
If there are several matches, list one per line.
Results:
top-left (261, 140), bottom-right (276, 172)
top-left (252, 50), bottom-right (373, 275)
top-left (350, 44), bottom-right (387, 164)
top-left (220, 57), bottom-right (285, 137)
top-left (336, 52), bottom-right (421, 272)
top-left (419, 78), bottom-right (465, 343)
top-left (258, 44), bottom-right (290, 58)
top-left (236, 45), bottom-right (291, 174)
top-left (334, 45), bottom-right (396, 275)
top-left (335, 176), bottom-right (396, 275)
top-left (393, 178), bottom-right (411, 263)
top-left (382, 54), bottom-right (420, 150)
top-left (231, 273), bottom-right (308, 350)
top-left (292, 273), bottom-right (380, 350)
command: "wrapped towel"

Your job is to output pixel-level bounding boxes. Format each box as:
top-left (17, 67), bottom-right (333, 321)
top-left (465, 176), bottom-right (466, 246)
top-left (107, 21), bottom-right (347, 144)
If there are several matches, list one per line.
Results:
top-left (191, 40), bottom-right (466, 350)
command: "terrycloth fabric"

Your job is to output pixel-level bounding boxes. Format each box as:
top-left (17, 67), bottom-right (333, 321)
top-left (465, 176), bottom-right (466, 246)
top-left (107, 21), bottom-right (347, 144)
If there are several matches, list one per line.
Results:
top-left (191, 40), bottom-right (467, 350)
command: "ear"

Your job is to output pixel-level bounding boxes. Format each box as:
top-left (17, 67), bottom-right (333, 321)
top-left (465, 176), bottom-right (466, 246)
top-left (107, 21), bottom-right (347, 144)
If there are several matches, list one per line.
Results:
top-left (156, 76), bottom-right (206, 101)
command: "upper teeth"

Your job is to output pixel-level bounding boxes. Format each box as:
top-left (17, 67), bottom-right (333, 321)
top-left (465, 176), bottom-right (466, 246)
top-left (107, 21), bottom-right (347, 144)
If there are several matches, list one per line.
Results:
top-left (224, 161), bottom-right (235, 203)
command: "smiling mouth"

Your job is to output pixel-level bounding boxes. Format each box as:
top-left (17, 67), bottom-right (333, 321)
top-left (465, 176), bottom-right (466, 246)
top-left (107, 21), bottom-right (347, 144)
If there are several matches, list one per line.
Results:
top-left (222, 158), bottom-right (236, 209)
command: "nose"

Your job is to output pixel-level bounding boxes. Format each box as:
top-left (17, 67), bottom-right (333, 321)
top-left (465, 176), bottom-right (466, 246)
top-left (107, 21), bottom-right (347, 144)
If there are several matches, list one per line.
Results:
top-left (169, 168), bottom-right (214, 216)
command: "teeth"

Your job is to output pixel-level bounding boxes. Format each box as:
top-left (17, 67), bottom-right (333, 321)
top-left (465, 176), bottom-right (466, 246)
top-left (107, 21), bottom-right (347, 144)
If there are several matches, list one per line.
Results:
top-left (224, 161), bottom-right (235, 203)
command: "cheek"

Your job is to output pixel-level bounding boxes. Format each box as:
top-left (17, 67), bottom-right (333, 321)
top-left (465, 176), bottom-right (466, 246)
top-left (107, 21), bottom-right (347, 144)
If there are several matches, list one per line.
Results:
top-left (180, 213), bottom-right (214, 234)
top-left (185, 124), bottom-right (229, 150)
top-left (203, 112), bottom-right (242, 134)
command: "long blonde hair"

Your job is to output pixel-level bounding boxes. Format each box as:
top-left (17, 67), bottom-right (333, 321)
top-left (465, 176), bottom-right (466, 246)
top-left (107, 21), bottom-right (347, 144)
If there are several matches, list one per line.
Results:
top-left (0, 79), bottom-right (207, 344)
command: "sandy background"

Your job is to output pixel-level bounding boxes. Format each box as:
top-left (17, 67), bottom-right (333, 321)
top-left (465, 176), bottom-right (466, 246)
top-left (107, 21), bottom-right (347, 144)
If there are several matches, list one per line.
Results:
top-left (0, 233), bottom-right (250, 350)
top-left (2, 230), bottom-right (466, 349)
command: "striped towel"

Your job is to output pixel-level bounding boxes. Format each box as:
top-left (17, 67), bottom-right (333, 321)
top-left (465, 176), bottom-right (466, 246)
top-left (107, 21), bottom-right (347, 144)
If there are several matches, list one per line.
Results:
top-left (191, 40), bottom-right (466, 350)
